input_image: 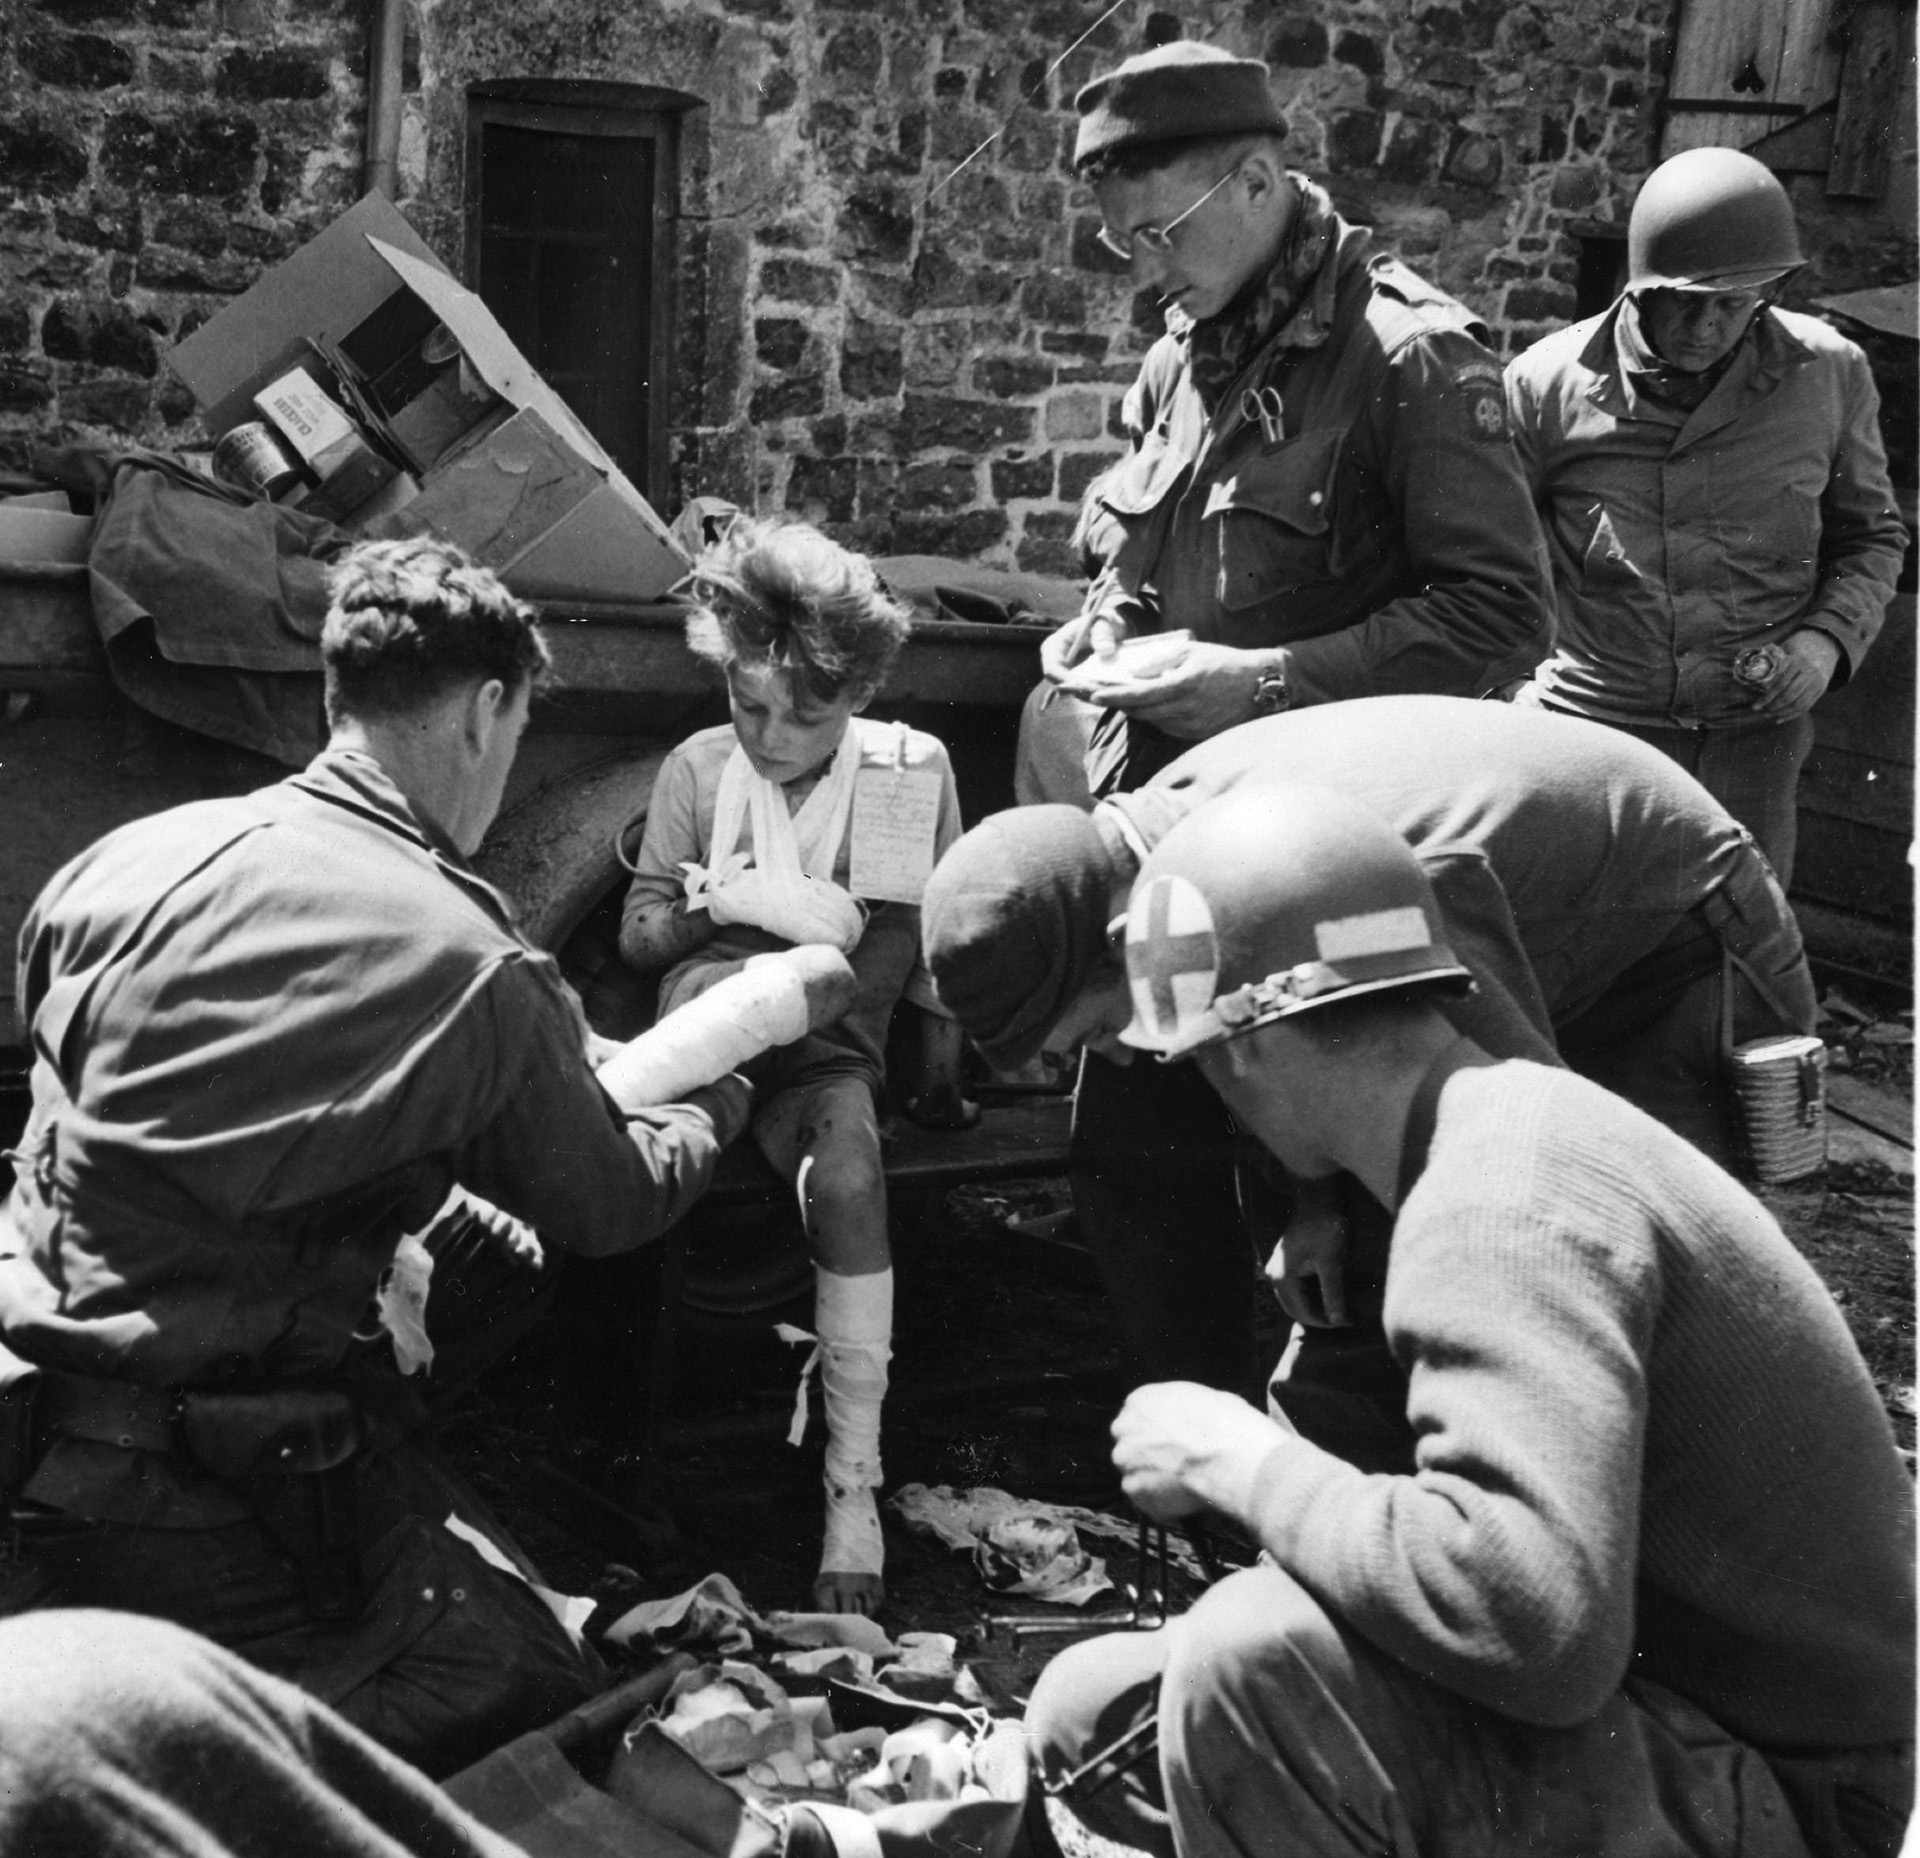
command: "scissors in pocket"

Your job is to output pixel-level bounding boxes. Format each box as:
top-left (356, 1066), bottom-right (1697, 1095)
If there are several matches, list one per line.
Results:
top-left (1240, 385), bottom-right (1285, 445)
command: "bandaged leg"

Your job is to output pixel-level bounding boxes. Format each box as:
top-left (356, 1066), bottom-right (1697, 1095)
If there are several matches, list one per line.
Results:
top-left (815, 1265), bottom-right (893, 1585)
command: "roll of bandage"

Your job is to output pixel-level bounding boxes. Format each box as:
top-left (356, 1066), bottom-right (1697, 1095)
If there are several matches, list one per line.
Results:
top-left (597, 945), bottom-right (856, 1108)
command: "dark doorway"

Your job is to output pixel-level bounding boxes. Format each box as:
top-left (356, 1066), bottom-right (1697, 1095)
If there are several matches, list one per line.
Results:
top-left (465, 82), bottom-right (696, 511)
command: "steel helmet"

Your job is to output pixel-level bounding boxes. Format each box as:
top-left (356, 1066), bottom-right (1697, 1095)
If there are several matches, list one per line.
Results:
top-left (1627, 147), bottom-right (1804, 292)
top-left (1118, 785), bottom-right (1470, 1057)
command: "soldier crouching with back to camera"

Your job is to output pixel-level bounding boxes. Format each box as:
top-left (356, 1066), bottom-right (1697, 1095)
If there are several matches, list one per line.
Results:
top-left (0, 537), bottom-right (764, 1778)
top-left (1019, 38), bottom-right (1553, 806)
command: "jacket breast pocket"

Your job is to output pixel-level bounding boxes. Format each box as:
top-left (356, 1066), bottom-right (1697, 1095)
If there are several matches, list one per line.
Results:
top-left (1204, 428), bottom-right (1345, 612)
top-left (1082, 430), bottom-right (1189, 568)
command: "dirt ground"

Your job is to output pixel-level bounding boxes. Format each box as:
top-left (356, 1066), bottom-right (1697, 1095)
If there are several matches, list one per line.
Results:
top-left (451, 1067), bottom-right (1916, 1687)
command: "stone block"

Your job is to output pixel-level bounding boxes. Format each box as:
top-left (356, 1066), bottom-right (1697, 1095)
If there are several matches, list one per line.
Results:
top-left (758, 66), bottom-right (798, 117)
top-left (909, 247), bottom-right (1020, 312)
top-left (841, 317), bottom-right (903, 401)
top-left (1045, 391), bottom-right (1105, 443)
top-left (811, 415), bottom-right (848, 454)
top-left (1021, 270), bottom-right (1098, 324)
top-left (150, 52), bottom-right (209, 93)
top-left (20, 29), bottom-right (135, 89)
top-left (1549, 165), bottom-right (1603, 211)
top-left (1058, 449), bottom-right (1121, 503)
top-left (787, 453), bottom-right (858, 523)
top-left (1538, 114), bottom-right (1568, 163)
top-left (136, 246), bottom-right (252, 292)
top-left (63, 374), bottom-right (153, 428)
top-left (1326, 110), bottom-right (1383, 173)
top-left (1267, 16), bottom-right (1329, 67)
top-left (1014, 508), bottom-right (1079, 575)
top-left (0, 119), bottom-right (92, 192)
top-left (893, 505), bottom-right (1007, 557)
top-left (975, 354), bottom-right (1054, 399)
top-left (754, 317), bottom-right (809, 371)
top-left (35, 0), bottom-right (137, 18)
top-left (1335, 30), bottom-right (1384, 76)
top-left (0, 364), bottom-right (56, 414)
top-left (55, 199), bottom-right (141, 251)
top-left (821, 21), bottom-right (883, 85)
top-left (835, 184), bottom-right (914, 265)
top-left (1042, 330), bottom-right (1106, 359)
top-left (156, 377), bottom-right (200, 425)
top-left (990, 453), bottom-right (1053, 500)
top-left (1380, 116), bottom-right (1442, 184)
top-left (1444, 131), bottom-right (1503, 191)
top-left (901, 459), bottom-right (976, 508)
top-left (151, 199), bottom-right (228, 254)
top-left (42, 297), bottom-right (157, 375)
top-left (101, 111), bottom-right (260, 198)
top-left (750, 372), bottom-right (826, 422)
top-left (760, 259), bottom-right (839, 307)
top-left (0, 300), bottom-right (30, 352)
top-left (1504, 282), bottom-right (1576, 322)
top-left (902, 392), bottom-right (1035, 452)
top-left (217, 48), bottom-right (330, 102)
top-left (1415, 47), bottom-right (1481, 88)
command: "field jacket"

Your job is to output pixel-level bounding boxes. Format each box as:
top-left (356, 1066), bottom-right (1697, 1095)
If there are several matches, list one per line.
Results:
top-left (1506, 302), bottom-right (1907, 729)
top-left (1078, 218), bottom-right (1554, 707)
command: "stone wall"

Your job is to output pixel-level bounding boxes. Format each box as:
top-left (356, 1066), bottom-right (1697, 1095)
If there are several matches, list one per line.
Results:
top-left (2, 0), bottom-right (1913, 571)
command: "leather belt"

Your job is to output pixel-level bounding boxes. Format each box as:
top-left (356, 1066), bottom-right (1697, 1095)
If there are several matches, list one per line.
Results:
top-left (35, 1369), bottom-right (179, 1455)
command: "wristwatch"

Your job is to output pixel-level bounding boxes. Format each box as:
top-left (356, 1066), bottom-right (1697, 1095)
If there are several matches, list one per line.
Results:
top-left (1251, 663), bottom-right (1292, 716)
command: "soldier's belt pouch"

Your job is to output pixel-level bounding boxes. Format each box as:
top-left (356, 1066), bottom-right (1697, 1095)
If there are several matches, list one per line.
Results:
top-left (179, 1387), bottom-right (363, 1481)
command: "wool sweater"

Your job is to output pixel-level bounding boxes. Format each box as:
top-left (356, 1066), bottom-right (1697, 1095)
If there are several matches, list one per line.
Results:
top-left (1246, 1060), bottom-right (1914, 1748)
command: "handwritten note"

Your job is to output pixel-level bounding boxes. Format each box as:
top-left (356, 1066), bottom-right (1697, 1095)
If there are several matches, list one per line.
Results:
top-left (850, 765), bottom-right (943, 905)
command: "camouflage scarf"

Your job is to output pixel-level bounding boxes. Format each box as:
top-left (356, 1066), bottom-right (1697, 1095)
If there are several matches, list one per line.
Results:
top-left (1179, 174), bottom-right (1344, 413)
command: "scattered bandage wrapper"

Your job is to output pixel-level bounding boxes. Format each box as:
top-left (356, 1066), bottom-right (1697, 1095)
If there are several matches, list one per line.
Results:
top-left (850, 765), bottom-right (943, 905)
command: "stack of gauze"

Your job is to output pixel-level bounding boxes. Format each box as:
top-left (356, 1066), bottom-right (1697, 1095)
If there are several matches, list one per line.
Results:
top-left (595, 946), bottom-right (857, 1105)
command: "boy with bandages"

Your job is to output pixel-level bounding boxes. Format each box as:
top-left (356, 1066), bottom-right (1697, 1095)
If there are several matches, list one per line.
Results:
top-left (618, 518), bottom-right (966, 1615)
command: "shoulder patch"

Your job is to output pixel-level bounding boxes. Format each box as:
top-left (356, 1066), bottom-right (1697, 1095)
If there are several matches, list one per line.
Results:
top-left (1462, 381), bottom-right (1510, 444)
top-left (1450, 359), bottom-right (1504, 388)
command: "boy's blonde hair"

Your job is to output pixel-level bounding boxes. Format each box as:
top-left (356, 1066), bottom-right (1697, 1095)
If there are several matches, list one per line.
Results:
top-left (684, 517), bottom-right (911, 708)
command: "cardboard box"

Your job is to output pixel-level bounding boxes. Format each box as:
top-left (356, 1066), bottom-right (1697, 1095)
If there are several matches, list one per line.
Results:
top-left (0, 494), bottom-right (91, 566)
top-left (167, 192), bottom-right (687, 603)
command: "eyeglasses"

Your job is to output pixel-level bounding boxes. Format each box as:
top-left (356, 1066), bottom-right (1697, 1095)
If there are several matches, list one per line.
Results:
top-left (1096, 167), bottom-right (1241, 263)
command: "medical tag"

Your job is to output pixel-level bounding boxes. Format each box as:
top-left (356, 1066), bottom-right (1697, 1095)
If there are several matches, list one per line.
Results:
top-left (850, 765), bottom-right (942, 904)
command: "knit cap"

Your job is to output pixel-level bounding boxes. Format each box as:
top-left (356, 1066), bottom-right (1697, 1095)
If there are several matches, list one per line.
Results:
top-left (1074, 41), bottom-right (1288, 168)
top-left (922, 807), bottom-right (1114, 1069)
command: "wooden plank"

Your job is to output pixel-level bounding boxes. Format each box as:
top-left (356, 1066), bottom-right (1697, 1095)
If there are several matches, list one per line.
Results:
top-left (1829, 0), bottom-right (1904, 197)
top-left (1668, 0), bottom-right (1839, 109)
top-left (1827, 1073), bottom-right (1913, 1148)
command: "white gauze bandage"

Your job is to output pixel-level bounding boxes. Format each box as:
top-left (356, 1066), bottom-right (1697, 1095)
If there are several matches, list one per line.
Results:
top-left (681, 726), bottom-right (869, 954)
top-left (778, 1265), bottom-right (893, 1578)
top-left (596, 947), bottom-right (847, 1107)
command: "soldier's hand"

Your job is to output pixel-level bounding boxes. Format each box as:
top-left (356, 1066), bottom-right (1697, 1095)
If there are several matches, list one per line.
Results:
top-left (1265, 1190), bottom-right (1351, 1329)
top-left (1041, 606), bottom-right (1129, 681)
top-left (1079, 640), bottom-right (1265, 740)
top-left (1111, 1381), bottom-right (1293, 1525)
top-left (1749, 629), bottom-right (1841, 718)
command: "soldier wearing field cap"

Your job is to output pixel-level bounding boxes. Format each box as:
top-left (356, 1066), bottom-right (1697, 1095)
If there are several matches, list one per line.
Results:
top-left (1505, 147), bottom-right (1907, 884)
top-left (1030, 39), bottom-right (1553, 800)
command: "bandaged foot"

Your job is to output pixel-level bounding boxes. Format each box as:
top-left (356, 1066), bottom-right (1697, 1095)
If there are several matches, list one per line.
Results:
top-left (813, 1266), bottom-right (892, 1616)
